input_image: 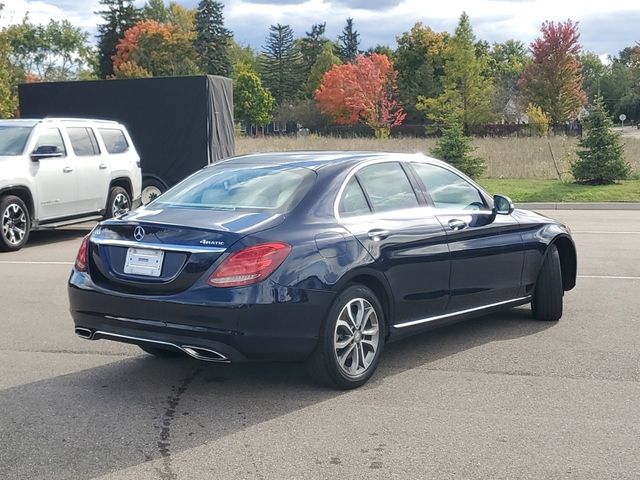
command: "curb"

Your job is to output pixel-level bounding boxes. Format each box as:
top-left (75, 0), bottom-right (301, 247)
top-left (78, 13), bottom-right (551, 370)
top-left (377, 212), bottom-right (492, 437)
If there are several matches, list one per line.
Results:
top-left (517, 202), bottom-right (640, 211)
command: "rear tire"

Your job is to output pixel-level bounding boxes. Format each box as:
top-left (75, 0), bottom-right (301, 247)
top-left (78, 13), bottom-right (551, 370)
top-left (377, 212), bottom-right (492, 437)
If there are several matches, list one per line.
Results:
top-left (105, 186), bottom-right (131, 219)
top-left (139, 345), bottom-right (182, 358)
top-left (532, 244), bottom-right (563, 321)
top-left (306, 285), bottom-right (385, 389)
top-left (0, 195), bottom-right (30, 252)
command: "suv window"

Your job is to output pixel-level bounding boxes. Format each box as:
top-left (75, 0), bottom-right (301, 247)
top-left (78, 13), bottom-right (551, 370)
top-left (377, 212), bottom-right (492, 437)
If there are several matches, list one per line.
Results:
top-left (338, 177), bottom-right (371, 217)
top-left (412, 163), bottom-right (486, 210)
top-left (68, 127), bottom-right (100, 156)
top-left (98, 128), bottom-right (129, 154)
top-left (34, 128), bottom-right (66, 156)
top-left (0, 126), bottom-right (32, 155)
top-left (356, 162), bottom-right (419, 213)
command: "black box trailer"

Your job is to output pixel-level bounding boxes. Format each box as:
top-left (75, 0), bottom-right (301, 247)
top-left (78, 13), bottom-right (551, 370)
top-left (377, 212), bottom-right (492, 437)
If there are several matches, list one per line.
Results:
top-left (19, 75), bottom-right (235, 203)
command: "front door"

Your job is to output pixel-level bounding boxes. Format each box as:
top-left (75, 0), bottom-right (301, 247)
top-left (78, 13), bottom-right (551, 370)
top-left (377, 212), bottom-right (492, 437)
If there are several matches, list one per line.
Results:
top-left (30, 127), bottom-right (79, 220)
top-left (338, 162), bottom-right (451, 325)
top-left (410, 162), bottom-right (525, 312)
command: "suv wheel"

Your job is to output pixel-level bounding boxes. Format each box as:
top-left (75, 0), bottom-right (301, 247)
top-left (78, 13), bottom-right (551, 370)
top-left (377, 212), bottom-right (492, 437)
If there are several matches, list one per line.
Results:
top-left (0, 195), bottom-right (31, 252)
top-left (105, 186), bottom-right (131, 219)
top-left (306, 285), bottom-right (385, 389)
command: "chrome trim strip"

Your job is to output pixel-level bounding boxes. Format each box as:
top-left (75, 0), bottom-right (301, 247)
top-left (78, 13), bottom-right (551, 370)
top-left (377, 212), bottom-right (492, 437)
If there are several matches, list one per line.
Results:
top-left (393, 296), bottom-right (532, 329)
top-left (91, 237), bottom-right (226, 253)
top-left (91, 330), bottom-right (231, 363)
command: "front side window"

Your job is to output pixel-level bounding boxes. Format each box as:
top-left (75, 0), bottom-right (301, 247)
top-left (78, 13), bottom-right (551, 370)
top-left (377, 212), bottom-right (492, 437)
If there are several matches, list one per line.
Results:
top-left (156, 164), bottom-right (316, 213)
top-left (68, 127), bottom-right (100, 156)
top-left (34, 128), bottom-right (66, 156)
top-left (356, 162), bottom-right (419, 213)
top-left (412, 163), bottom-right (485, 210)
top-left (98, 128), bottom-right (129, 154)
top-left (0, 126), bottom-right (32, 155)
top-left (338, 177), bottom-right (371, 217)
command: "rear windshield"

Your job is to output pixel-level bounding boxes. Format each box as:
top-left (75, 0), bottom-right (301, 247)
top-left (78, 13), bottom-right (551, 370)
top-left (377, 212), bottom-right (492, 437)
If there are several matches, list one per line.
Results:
top-left (0, 126), bottom-right (32, 155)
top-left (155, 164), bottom-right (316, 213)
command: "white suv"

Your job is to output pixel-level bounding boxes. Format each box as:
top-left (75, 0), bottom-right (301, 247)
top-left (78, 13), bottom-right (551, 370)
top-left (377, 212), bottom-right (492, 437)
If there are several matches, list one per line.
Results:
top-left (0, 118), bottom-right (142, 251)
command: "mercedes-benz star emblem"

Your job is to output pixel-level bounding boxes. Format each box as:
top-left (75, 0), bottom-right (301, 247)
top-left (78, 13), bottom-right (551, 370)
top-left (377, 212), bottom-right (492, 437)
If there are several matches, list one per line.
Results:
top-left (133, 226), bottom-right (145, 241)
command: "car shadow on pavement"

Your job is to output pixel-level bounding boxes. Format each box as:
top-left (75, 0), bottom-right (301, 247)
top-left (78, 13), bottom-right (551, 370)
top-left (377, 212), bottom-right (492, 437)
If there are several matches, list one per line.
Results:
top-left (0, 306), bottom-right (553, 480)
top-left (25, 227), bottom-right (92, 249)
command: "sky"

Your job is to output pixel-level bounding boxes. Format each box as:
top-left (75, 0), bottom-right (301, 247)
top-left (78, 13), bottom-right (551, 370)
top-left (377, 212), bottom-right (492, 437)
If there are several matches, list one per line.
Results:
top-left (2, 0), bottom-right (640, 60)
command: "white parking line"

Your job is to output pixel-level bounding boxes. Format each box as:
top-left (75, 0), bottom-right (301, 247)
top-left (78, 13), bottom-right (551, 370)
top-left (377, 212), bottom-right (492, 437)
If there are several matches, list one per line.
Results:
top-left (573, 231), bottom-right (640, 234)
top-left (0, 261), bottom-right (72, 265)
top-left (578, 275), bottom-right (640, 280)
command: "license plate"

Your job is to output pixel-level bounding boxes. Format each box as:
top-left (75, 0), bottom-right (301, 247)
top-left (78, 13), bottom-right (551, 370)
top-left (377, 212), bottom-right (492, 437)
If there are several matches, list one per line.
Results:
top-left (124, 248), bottom-right (164, 277)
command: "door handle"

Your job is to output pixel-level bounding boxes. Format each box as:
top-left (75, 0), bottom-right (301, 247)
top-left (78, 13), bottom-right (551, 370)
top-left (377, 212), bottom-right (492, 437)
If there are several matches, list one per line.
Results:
top-left (98, 163), bottom-right (108, 170)
top-left (368, 229), bottom-right (390, 241)
top-left (63, 166), bottom-right (74, 173)
top-left (448, 219), bottom-right (467, 231)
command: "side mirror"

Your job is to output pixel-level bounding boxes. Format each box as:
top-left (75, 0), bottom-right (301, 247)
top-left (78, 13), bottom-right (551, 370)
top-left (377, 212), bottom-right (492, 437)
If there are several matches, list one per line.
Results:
top-left (31, 145), bottom-right (63, 161)
top-left (493, 194), bottom-right (514, 215)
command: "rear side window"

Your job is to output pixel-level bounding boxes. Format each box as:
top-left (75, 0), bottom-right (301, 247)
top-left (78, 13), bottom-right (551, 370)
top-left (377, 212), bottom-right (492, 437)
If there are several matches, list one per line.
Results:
top-left (98, 128), bottom-right (129, 154)
top-left (338, 177), bottom-right (371, 217)
top-left (356, 162), bottom-right (419, 213)
top-left (68, 127), bottom-right (100, 156)
top-left (412, 163), bottom-right (486, 210)
top-left (156, 164), bottom-right (316, 213)
top-left (34, 128), bottom-right (66, 156)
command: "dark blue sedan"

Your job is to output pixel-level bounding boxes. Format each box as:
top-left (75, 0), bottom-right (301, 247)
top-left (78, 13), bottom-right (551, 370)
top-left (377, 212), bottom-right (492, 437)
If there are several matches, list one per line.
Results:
top-left (69, 152), bottom-right (577, 389)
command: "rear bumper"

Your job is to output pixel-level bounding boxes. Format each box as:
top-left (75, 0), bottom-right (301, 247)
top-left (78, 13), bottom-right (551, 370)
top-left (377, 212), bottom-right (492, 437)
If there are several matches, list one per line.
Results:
top-left (68, 271), bottom-right (335, 362)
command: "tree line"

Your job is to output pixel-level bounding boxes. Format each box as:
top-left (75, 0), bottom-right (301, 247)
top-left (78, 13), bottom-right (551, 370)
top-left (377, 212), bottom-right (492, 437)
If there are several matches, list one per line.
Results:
top-left (0, 2), bottom-right (638, 142)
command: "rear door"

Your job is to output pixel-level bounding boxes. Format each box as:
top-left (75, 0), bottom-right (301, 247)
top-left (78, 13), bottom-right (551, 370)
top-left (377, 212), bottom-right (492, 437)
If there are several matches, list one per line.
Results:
top-left (410, 162), bottom-right (525, 312)
top-left (338, 161), bottom-right (450, 325)
top-left (30, 127), bottom-right (79, 219)
top-left (66, 126), bottom-right (109, 213)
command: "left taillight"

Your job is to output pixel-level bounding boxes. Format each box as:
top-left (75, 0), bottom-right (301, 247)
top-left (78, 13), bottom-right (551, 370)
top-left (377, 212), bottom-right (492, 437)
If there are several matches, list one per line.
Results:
top-left (74, 235), bottom-right (90, 272)
top-left (207, 242), bottom-right (291, 288)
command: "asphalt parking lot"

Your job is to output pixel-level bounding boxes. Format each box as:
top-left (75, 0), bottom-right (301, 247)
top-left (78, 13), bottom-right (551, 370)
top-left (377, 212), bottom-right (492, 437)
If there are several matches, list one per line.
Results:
top-left (1, 210), bottom-right (639, 480)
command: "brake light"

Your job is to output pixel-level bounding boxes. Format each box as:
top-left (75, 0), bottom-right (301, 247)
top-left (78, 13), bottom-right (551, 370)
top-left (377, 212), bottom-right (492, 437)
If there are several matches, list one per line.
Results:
top-left (208, 242), bottom-right (291, 288)
top-left (74, 235), bottom-right (90, 272)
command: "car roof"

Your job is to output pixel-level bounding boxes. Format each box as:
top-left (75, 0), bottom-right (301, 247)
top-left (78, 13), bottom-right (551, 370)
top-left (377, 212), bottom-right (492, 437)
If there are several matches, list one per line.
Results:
top-left (0, 118), bottom-right (121, 127)
top-left (221, 151), bottom-right (443, 171)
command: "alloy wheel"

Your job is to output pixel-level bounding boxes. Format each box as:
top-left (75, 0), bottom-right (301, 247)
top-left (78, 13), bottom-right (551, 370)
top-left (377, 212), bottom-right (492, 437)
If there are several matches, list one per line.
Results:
top-left (141, 186), bottom-right (162, 205)
top-left (2, 203), bottom-right (27, 245)
top-left (112, 192), bottom-right (130, 217)
top-left (333, 297), bottom-right (380, 378)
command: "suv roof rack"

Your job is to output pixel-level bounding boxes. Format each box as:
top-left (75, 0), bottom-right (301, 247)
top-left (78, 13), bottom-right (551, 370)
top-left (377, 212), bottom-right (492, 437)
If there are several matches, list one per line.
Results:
top-left (41, 117), bottom-right (120, 125)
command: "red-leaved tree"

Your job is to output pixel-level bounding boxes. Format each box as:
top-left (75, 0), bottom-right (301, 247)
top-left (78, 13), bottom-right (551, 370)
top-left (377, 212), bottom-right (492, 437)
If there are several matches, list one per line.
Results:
top-left (519, 20), bottom-right (587, 123)
top-left (315, 53), bottom-right (406, 138)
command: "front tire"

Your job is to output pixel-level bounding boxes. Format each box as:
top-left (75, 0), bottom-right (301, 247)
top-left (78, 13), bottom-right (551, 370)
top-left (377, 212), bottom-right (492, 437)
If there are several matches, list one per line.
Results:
top-left (306, 285), bottom-right (385, 389)
top-left (105, 186), bottom-right (131, 219)
top-left (532, 244), bottom-right (563, 321)
top-left (0, 195), bottom-right (30, 252)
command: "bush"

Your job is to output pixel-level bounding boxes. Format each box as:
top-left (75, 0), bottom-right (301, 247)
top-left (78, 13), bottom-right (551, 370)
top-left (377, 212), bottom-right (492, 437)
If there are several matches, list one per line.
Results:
top-left (526, 103), bottom-right (550, 136)
top-left (431, 117), bottom-right (485, 179)
top-left (571, 97), bottom-right (631, 184)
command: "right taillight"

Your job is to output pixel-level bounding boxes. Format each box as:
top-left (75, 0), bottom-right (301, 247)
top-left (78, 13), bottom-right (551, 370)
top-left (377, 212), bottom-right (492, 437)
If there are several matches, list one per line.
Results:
top-left (207, 242), bottom-right (291, 288)
top-left (74, 235), bottom-right (90, 272)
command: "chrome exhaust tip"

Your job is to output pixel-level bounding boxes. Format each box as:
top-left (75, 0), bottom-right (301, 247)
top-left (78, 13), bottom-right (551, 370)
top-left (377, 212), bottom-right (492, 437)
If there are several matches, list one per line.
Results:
top-left (181, 345), bottom-right (230, 363)
top-left (75, 327), bottom-right (94, 339)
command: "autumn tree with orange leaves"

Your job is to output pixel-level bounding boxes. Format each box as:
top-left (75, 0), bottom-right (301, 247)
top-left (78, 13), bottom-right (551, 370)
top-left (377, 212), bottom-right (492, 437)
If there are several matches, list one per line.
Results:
top-left (112, 20), bottom-right (200, 78)
top-left (519, 20), bottom-right (586, 123)
top-left (315, 53), bottom-right (405, 138)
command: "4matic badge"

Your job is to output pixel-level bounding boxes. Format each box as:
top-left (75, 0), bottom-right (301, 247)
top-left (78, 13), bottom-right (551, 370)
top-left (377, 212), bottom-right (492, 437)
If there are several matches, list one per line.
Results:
top-left (200, 239), bottom-right (225, 246)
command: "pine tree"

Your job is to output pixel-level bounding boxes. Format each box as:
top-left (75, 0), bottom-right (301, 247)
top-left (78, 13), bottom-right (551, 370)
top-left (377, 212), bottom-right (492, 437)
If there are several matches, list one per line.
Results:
top-left (572, 97), bottom-right (630, 184)
top-left (431, 116), bottom-right (485, 179)
top-left (96, 0), bottom-right (140, 78)
top-left (417, 12), bottom-right (495, 129)
top-left (193, 0), bottom-right (232, 76)
top-left (337, 18), bottom-right (360, 63)
top-left (300, 23), bottom-right (327, 74)
top-left (260, 24), bottom-right (304, 105)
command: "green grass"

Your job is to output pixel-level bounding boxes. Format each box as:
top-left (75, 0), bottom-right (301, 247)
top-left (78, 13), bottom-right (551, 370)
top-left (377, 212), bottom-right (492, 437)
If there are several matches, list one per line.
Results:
top-left (479, 179), bottom-right (640, 202)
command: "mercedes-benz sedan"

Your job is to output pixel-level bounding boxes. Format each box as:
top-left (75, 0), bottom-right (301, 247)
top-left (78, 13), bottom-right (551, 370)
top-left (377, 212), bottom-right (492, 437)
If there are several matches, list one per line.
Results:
top-left (69, 152), bottom-right (576, 389)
